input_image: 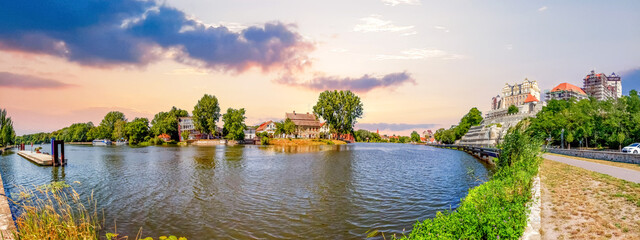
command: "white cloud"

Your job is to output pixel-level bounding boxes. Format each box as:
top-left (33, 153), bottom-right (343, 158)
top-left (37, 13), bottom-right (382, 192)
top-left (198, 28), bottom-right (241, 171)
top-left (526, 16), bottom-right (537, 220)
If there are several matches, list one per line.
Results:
top-left (381, 0), bottom-right (421, 6)
top-left (330, 48), bottom-right (348, 53)
top-left (354, 15), bottom-right (415, 35)
top-left (538, 6), bottom-right (548, 12)
top-left (375, 48), bottom-right (467, 60)
top-left (164, 68), bottom-right (209, 75)
top-left (506, 44), bottom-right (513, 51)
top-left (434, 26), bottom-right (450, 33)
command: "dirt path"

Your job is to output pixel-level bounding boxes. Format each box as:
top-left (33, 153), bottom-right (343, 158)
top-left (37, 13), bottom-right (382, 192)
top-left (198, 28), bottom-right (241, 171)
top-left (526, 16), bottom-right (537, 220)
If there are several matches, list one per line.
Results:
top-left (540, 159), bottom-right (640, 239)
top-left (543, 153), bottom-right (640, 183)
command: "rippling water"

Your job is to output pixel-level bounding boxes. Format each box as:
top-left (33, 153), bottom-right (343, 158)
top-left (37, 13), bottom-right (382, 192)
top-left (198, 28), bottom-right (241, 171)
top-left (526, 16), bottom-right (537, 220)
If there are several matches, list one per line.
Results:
top-left (0, 143), bottom-right (491, 239)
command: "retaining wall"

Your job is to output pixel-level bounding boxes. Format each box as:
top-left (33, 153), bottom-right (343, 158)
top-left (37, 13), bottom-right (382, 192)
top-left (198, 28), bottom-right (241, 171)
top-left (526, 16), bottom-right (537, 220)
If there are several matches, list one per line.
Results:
top-left (546, 148), bottom-right (640, 164)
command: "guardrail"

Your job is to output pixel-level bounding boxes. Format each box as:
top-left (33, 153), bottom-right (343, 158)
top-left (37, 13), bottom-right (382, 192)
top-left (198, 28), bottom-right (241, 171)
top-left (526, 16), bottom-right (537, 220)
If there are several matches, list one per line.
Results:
top-left (431, 144), bottom-right (501, 160)
top-left (546, 148), bottom-right (640, 165)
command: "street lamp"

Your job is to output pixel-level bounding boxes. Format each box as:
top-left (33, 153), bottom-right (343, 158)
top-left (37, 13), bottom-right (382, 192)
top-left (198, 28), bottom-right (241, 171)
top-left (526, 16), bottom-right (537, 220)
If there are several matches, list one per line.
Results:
top-left (561, 129), bottom-right (565, 149)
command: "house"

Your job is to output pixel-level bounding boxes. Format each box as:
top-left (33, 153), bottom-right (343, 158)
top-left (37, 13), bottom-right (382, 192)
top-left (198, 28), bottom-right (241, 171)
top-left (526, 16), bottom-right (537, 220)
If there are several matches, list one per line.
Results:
top-left (545, 83), bottom-right (588, 101)
top-left (178, 117), bottom-right (201, 141)
top-left (256, 121), bottom-right (277, 135)
top-left (244, 127), bottom-right (256, 139)
top-left (319, 122), bottom-right (331, 138)
top-left (286, 111), bottom-right (322, 138)
top-left (420, 137), bottom-right (426, 143)
top-left (158, 133), bottom-right (172, 142)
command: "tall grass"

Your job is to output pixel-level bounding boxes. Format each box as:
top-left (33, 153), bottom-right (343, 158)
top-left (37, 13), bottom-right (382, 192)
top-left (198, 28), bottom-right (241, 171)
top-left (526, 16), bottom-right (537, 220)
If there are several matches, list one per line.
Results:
top-left (10, 182), bottom-right (187, 240)
top-left (396, 120), bottom-right (542, 239)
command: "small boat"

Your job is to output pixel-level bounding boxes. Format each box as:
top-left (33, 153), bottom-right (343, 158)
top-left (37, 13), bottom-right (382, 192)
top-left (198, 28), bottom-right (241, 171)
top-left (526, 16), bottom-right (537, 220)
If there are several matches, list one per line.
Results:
top-left (114, 139), bottom-right (129, 146)
top-left (92, 139), bottom-right (112, 146)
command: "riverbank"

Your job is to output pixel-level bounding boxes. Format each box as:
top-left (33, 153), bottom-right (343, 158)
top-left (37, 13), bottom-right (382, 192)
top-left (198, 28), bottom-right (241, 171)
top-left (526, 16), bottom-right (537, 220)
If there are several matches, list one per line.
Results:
top-left (267, 138), bottom-right (346, 146)
top-left (0, 171), bottom-right (15, 239)
top-left (540, 159), bottom-right (640, 239)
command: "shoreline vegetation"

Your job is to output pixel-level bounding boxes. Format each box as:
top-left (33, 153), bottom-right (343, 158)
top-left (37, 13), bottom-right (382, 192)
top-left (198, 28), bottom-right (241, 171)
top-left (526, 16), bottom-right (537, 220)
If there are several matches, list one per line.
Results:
top-left (10, 182), bottom-right (187, 240)
top-left (396, 121), bottom-right (542, 240)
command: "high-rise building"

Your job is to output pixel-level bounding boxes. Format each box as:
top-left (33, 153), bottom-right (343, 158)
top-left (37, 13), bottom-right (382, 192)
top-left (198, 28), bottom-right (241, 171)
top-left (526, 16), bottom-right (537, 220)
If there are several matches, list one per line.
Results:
top-left (583, 70), bottom-right (622, 100)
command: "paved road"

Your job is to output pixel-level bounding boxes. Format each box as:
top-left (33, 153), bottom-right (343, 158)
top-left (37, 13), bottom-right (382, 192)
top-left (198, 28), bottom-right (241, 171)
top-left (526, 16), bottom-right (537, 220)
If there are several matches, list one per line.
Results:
top-left (543, 153), bottom-right (640, 183)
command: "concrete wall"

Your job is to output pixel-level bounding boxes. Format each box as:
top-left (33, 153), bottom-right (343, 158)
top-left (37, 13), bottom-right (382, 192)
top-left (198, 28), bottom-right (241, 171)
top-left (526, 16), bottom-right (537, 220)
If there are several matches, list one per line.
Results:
top-left (547, 148), bottom-right (640, 164)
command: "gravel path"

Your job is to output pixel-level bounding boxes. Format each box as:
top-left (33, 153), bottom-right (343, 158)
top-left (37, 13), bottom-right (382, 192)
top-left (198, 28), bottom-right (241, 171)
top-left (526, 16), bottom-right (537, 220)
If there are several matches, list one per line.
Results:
top-left (543, 153), bottom-right (640, 183)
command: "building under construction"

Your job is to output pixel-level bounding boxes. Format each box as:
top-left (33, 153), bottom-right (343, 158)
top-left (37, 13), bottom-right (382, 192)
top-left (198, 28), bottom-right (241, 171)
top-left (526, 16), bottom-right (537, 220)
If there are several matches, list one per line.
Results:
top-left (583, 70), bottom-right (622, 100)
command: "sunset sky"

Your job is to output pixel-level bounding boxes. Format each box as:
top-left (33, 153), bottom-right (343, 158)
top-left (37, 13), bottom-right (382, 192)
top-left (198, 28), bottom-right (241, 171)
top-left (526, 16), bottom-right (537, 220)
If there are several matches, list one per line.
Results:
top-left (1, 0), bottom-right (639, 136)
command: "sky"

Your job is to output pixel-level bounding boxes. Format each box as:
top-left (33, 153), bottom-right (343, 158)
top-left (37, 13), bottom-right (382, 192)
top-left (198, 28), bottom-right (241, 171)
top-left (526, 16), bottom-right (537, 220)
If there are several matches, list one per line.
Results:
top-left (1, 0), bottom-right (639, 136)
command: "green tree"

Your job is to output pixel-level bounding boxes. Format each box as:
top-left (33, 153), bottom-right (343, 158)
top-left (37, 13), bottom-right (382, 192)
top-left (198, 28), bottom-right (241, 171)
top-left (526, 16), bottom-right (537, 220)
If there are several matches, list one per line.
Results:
top-left (151, 106), bottom-right (189, 140)
top-left (192, 94), bottom-right (221, 138)
top-left (222, 108), bottom-right (247, 141)
top-left (283, 118), bottom-right (296, 136)
top-left (124, 118), bottom-right (150, 144)
top-left (0, 108), bottom-right (16, 146)
top-left (507, 105), bottom-right (519, 114)
top-left (181, 130), bottom-right (190, 142)
top-left (410, 131), bottom-right (421, 142)
top-left (112, 120), bottom-right (127, 141)
top-left (99, 111), bottom-right (126, 140)
top-left (312, 90), bottom-right (364, 135)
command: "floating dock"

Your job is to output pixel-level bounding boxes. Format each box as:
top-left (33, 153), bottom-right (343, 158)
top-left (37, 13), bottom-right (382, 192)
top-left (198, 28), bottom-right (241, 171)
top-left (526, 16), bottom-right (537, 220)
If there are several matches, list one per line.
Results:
top-left (17, 151), bottom-right (54, 166)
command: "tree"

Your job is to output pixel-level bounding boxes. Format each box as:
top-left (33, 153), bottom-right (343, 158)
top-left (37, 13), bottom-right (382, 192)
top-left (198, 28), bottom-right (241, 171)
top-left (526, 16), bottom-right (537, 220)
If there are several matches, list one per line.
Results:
top-left (99, 111), bottom-right (126, 140)
top-left (222, 108), bottom-right (247, 141)
top-left (283, 118), bottom-right (296, 136)
top-left (112, 120), bottom-right (127, 141)
top-left (181, 130), bottom-right (190, 142)
top-left (151, 106), bottom-right (189, 140)
top-left (507, 105), bottom-right (519, 114)
top-left (192, 94), bottom-right (221, 138)
top-left (411, 131), bottom-right (421, 143)
top-left (88, 125), bottom-right (110, 140)
top-left (125, 118), bottom-right (150, 144)
top-left (0, 108), bottom-right (16, 146)
top-left (312, 90), bottom-right (364, 135)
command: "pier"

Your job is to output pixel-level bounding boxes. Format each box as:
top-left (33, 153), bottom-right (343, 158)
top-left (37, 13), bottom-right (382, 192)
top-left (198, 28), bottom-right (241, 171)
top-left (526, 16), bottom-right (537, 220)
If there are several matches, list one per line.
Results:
top-left (17, 151), bottom-right (54, 165)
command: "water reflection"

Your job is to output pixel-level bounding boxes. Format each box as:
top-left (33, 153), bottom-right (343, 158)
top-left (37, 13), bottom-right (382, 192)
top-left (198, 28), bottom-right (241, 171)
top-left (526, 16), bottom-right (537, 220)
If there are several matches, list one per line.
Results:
top-left (0, 143), bottom-right (491, 239)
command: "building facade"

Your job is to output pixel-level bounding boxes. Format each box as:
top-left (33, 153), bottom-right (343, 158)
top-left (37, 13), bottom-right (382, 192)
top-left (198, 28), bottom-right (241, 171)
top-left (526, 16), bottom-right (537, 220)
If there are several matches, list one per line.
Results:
top-left (286, 111), bottom-right (322, 138)
top-left (256, 121), bottom-right (277, 135)
top-left (583, 70), bottom-right (622, 100)
top-left (178, 117), bottom-right (201, 141)
top-left (500, 78), bottom-right (541, 108)
top-left (546, 83), bottom-right (588, 101)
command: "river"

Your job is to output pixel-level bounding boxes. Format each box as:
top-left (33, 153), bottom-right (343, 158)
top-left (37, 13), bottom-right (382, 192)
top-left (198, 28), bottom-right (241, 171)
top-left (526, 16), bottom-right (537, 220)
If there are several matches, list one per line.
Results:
top-left (0, 143), bottom-right (492, 239)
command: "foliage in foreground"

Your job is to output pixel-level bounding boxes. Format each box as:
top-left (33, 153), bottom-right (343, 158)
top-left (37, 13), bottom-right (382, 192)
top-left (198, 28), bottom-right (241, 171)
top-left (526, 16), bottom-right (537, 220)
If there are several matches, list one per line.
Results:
top-left (11, 182), bottom-right (186, 240)
top-left (398, 121), bottom-right (541, 239)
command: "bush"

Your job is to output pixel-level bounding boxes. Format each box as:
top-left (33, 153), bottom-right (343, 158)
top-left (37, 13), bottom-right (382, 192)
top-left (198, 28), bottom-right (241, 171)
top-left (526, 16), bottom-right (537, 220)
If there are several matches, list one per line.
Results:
top-left (397, 121), bottom-right (541, 240)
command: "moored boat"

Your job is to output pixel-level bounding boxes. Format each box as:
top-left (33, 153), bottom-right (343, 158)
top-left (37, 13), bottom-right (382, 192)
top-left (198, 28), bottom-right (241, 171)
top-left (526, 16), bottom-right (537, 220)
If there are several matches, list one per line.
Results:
top-left (92, 139), bottom-right (112, 146)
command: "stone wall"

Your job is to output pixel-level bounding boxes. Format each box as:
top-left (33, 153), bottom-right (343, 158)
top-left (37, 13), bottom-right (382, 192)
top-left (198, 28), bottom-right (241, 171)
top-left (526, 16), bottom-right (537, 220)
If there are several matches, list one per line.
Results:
top-left (547, 149), bottom-right (640, 164)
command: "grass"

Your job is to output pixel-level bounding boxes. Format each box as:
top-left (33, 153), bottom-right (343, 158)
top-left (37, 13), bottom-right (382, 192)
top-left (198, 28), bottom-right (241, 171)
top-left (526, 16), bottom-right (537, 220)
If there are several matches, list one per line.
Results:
top-left (540, 159), bottom-right (640, 239)
top-left (10, 181), bottom-right (187, 240)
top-left (545, 152), bottom-right (640, 172)
top-left (394, 122), bottom-right (541, 239)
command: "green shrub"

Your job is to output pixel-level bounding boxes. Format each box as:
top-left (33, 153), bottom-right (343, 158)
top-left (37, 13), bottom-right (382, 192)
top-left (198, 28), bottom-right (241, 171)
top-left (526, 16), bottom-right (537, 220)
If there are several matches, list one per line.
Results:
top-left (397, 121), bottom-right (541, 239)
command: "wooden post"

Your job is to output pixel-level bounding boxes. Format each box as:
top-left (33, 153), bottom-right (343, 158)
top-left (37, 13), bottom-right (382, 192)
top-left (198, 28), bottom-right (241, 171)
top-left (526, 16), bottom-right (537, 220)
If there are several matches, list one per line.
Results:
top-left (60, 141), bottom-right (65, 166)
top-left (51, 138), bottom-right (57, 166)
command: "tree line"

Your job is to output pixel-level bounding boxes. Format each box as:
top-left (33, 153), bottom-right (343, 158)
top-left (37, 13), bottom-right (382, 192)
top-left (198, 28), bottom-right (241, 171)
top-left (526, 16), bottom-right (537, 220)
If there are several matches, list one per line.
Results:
top-left (527, 90), bottom-right (640, 149)
top-left (17, 90), bottom-right (366, 145)
top-left (434, 107), bottom-right (483, 144)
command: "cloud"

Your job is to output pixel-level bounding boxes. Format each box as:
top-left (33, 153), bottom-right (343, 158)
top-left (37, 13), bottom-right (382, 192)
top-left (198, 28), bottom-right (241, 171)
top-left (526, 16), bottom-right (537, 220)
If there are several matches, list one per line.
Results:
top-left (276, 71), bottom-right (416, 93)
top-left (381, 0), bottom-right (421, 6)
top-left (0, 1), bottom-right (313, 72)
top-left (620, 68), bottom-right (640, 95)
top-left (538, 6), bottom-right (548, 12)
top-left (353, 15), bottom-right (415, 34)
top-left (434, 26), bottom-right (450, 33)
top-left (506, 44), bottom-right (513, 51)
top-left (356, 123), bottom-right (437, 132)
top-left (0, 72), bottom-right (73, 89)
top-left (375, 48), bottom-right (467, 60)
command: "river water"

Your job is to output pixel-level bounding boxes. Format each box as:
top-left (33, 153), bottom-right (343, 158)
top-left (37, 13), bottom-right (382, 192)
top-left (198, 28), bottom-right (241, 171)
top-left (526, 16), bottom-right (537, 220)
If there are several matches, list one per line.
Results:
top-left (0, 143), bottom-right (491, 239)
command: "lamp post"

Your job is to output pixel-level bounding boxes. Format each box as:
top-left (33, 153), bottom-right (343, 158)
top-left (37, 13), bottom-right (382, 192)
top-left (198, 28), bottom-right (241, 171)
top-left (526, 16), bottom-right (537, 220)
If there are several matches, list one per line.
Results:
top-left (561, 129), bottom-right (565, 149)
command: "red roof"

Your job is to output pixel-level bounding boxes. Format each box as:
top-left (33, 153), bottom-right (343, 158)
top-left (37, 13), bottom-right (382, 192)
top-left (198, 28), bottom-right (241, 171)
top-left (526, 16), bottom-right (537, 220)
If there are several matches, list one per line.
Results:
top-left (551, 83), bottom-right (587, 95)
top-left (256, 121), bottom-right (272, 131)
top-left (523, 93), bottom-right (539, 103)
top-left (158, 133), bottom-right (171, 139)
